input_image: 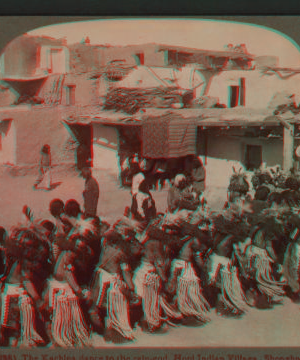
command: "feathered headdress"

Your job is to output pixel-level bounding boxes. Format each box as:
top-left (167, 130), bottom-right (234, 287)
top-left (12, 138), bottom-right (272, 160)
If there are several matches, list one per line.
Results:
top-left (228, 167), bottom-right (249, 195)
top-left (211, 206), bottom-right (251, 242)
top-left (7, 225), bottom-right (51, 267)
top-left (251, 206), bottom-right (286, 239)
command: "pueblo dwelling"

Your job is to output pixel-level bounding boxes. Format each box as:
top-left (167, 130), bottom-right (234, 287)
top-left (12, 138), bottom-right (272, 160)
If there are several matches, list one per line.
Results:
top-left (0, 34), bottom-right (299, 186)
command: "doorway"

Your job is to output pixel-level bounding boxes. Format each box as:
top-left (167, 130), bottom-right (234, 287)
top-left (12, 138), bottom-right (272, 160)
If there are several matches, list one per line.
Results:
top-left (229, 85), bottom-right (240, 108)
top-left (245, 144), bottom-right (262, 170)
top-left (66, 85), bottom-right (76, 106)
top-left (67, 123), bottom-right (93, 170)
top-left (49, 48), bottom-right (64, 74)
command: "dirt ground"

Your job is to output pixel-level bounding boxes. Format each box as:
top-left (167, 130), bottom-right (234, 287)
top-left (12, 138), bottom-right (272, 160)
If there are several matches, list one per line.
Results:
top-left (0, 167), bottom-right (298, 347)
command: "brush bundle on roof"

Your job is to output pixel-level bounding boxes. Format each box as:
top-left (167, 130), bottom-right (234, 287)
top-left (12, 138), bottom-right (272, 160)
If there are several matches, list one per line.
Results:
top-left (104, 60), bottom-right (134, 82)
top-left (273, 102), bottom-right (300, 116)
top-left (103, 87), bottom-right (186, 115)
top-left (228, 167), bottom-right (249, 195)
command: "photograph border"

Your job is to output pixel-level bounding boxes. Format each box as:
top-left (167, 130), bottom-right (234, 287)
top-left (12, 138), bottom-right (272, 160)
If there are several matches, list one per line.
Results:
top-left (0, 15), bottom-right (299, 357)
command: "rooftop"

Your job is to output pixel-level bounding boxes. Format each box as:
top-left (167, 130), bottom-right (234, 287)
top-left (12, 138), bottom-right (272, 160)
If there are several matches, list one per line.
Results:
top-left (65, 107), bottom-right (300, 127)
top-left (156, 44), bottom-right (254, 60)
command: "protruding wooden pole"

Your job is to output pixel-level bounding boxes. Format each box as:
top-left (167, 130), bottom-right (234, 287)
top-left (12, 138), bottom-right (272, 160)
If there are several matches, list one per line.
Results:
top-left (283, 124), bottom-right (294, 171)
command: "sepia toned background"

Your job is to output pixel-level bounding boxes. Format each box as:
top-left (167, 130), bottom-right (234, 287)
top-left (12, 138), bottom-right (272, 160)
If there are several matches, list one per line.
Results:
top-left (0, 17), bottom-right (299, 348)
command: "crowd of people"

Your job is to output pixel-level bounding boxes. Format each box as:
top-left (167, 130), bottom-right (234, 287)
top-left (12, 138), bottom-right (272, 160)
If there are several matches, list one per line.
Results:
top-left (120, 154), bottom-right (206, 192)
top-left (1, 157), bottom-right (300, 349)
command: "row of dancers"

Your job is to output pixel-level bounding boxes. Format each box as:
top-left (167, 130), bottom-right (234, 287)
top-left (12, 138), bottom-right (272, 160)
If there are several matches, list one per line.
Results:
top-left (0, 171), bottom-right (300, 348)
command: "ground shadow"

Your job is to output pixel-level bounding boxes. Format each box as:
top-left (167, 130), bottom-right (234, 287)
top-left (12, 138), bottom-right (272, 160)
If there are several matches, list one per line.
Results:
top-left (35, 182), bottom-right (62, 191)
top-left (49, 182), bottom-right (62, 190)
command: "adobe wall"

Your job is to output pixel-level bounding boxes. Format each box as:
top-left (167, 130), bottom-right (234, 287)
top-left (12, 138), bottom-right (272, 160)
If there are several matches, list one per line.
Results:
top-left (207, 70), bottom-right (300, 109)
top-left (201, 133), bottom-right (283, 187)
top-left (0, 107), bottom-right (76, 166)
top-left (0, 120), bottom-right (16, 165)
top-left (62, 74), bottom-right (99, 106)
top-left (0, 89), bottom-right (18, 107)
top-left (102, 45), bottom-right (166, 67)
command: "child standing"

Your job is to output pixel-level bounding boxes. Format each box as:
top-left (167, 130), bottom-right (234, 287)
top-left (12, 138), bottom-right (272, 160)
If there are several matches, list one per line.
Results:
top-left (34, 145), bottom-right (51, 191)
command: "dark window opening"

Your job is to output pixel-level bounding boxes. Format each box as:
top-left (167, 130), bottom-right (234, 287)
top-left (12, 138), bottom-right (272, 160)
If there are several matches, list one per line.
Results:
top-left (168, 50), bottom-right (178, 65)
top-left (245, 144), bottom-right (262, 170)
top-left (229, 85), bottom-right (239, 108)
top-left (134, 53), bottom-right (144, 66)
top-left (66, 85), bottom-right (76, 106)
top-left (239, 77), bottom-right (246, 106)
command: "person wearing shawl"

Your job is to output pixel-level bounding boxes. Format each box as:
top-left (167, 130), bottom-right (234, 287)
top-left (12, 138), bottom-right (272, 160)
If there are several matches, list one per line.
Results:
top-left (81, 168), bottom-right (100, 218)
top-left (184, 156), bottom-right (206, 198)
top-left (168, 174), bottom-right (200, 214)
top-left (120, 154), bottom-right (140, 187)
top-left (131, 179), bottom-right (157, 228)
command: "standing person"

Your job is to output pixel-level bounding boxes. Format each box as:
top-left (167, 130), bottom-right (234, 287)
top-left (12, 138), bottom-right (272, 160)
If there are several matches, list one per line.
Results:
top-left (190, 158), bottom-right (206, 198)
top-left (76, 144), bottom-right (90, 172)
top-left (34, 145), bottom-right (51, 191)
top-left (81, 168), bottom-right (100, 218)
top-left (131, 172), bottom-right (145, 198)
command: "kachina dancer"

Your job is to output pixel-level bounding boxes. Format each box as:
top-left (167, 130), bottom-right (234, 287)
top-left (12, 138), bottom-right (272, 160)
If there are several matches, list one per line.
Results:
top-left (90, 230), bottom-right (138, 343)
top-left (133, 221), bottom-right (182, 333)
top-left (207, 204), bottom-right (250, 316)
top-left (0, 226), bottom-right (50, 347)
top-left (237, 214), bottom-right (286, 308)
top-left (44, 233), bottom-right (92, 348)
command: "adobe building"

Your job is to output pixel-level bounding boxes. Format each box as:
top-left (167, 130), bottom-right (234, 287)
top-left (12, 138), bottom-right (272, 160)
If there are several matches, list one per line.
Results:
top-left (0, 33), bottom-right (299, 187)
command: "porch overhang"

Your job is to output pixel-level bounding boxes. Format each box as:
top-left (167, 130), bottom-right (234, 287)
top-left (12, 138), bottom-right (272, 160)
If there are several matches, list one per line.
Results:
top-left (63, 108), bottom-right (300, 161)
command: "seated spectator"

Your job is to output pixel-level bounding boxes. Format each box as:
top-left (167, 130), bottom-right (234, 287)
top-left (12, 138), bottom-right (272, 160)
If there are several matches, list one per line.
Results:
top-left (49, 199), bottom-right (66, 236)
top-left (168, 174), bottom-right (199, 213)
top-left (131, 179), bottom-right (157, 227)
top-left (63, 199), bottom-right (82, 232)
